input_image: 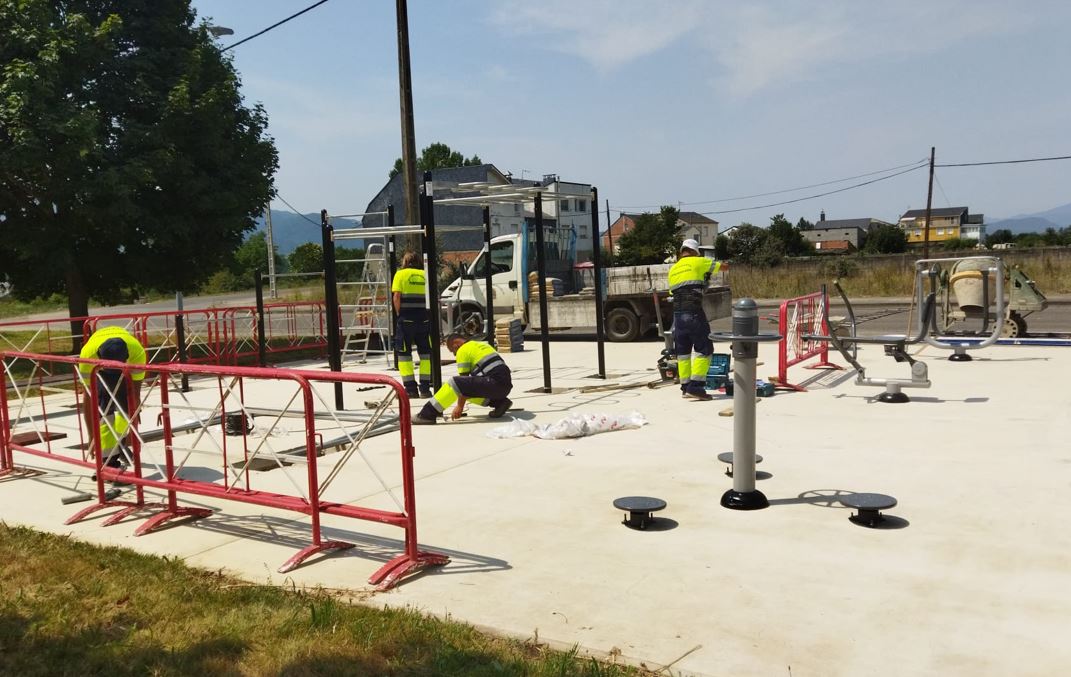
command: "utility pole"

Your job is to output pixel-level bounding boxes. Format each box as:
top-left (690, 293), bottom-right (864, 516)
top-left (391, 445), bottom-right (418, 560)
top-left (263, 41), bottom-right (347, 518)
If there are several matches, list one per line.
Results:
top-left (605, 199), bottom-right (613, 258)
top-left (264, 204), bottom-right (277, 299)
top-left (395, 0), bottom-right (420, 250)
top-left (922, 146), bottom-right (935, 260)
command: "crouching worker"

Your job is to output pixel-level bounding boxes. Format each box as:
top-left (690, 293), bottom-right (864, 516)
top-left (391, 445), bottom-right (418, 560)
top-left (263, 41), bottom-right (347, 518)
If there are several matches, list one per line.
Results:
top-left (78, 326), bottom-right (147, 471)
top-left (413, 334), bottom-right (513, 424)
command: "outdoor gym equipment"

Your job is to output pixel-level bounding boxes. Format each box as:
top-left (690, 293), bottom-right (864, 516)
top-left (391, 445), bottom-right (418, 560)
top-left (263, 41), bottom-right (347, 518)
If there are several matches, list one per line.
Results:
top-left (806, 281), bottom-right (936, 403)
top-left (916, 256), bottom-right (1005, 361)
top-left (612, 495), bottom-right (667, 530)
top-left (710, 299), bottom-right (781, 510)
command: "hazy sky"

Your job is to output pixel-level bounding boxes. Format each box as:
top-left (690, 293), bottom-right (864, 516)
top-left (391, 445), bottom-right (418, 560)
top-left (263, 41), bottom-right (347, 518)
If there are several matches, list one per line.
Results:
top-left (190, 0), bottom-right (1071, 226)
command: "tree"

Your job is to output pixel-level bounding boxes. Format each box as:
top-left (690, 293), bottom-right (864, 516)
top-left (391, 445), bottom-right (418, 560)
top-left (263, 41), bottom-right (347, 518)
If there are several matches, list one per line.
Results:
top-left (713, 234), bottom-right (730, 260)
top-left (232, 232), bottom-right (283, 278)
top-left (864, 224), bottom-right (908, 254)
top-left (940, 237), bottom-right (976, 251)
top-left (288, 243), bottom-right (324, 275)
top-left (797, 217), bottom-right (814, 231)
top-left (767, 213), bottom-right (812, 257)
top-left (726, 223), bottom-right (768, 263)
top-left (389, 142), bottom-right (481, 179)
top-left (986, 229), bottom-right (1015, 246)
top-left (0, 1), bottom-right (278, 342)
top-left (615, 206), bottom-right (682, 265)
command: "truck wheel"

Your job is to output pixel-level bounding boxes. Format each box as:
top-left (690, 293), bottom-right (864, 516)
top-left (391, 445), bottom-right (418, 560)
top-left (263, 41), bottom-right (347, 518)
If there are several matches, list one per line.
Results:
top-left (457, 304), bottom-right (485, 337)
top-left (606, 307), bottom-right (640, 342)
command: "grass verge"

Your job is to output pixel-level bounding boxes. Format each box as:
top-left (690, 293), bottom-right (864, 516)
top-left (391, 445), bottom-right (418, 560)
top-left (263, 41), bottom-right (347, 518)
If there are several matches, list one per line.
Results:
top-left (0, 524), bottom-right (648, 677)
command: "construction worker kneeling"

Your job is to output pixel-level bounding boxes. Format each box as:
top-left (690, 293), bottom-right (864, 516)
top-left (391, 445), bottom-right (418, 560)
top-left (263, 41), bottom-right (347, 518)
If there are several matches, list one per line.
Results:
top-left (414, 334), bottom-right (513, 424)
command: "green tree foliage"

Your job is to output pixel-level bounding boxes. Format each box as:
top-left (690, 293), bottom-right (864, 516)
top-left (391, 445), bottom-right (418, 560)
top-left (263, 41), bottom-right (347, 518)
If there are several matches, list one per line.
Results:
top-left (767, 213), bottom-right (813, 257)
top-left (940, 237), bottom-right (977, 251)
top-left (713, 234), bottom-right (730, 260)
top-left (726, 223), bottom-right (768, 264)
top-left (390, 142), bottom-right (482, 179)
top-left (986, 229), bottom-right (1015, 245)
top-left (232, 232), bottom-right (284, 276)
top-left (614, 206), bottom-right (682, 265)
top-left (797, 217), bottom-right (814, 231)
top-left (864, 224), bottom-right (908, 254)
top-left (288, 243), bottom-right (324, 275)
top-left (0, 1), bottom-right (278, 336)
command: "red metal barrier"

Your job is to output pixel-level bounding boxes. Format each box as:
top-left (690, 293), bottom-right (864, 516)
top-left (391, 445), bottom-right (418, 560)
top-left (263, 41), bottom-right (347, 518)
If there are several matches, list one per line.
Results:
top-left (3, 302), bottom-right (328, 368)
top-left (0, 350), bottom-right (447, 589)
top-left (776, 290), bottom-right (841, 391)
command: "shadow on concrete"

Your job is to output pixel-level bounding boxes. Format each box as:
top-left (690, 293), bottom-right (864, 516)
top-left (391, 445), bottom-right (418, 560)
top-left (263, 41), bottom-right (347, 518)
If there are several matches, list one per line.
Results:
top-left (617, 517), bottom-right (679, 532)
top-left (179, 512), bottom-right (511, 578)
top-left (767, 489), bottom-right (857, 509)
top-left (856, 514), bottom-right (910, 530)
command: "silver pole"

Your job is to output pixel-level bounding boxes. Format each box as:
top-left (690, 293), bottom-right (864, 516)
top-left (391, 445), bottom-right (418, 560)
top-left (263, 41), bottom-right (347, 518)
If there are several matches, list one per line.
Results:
top-left (732, 347), bottom-right (757, 495)
top-left (720, 298), bottom-right (771, 510)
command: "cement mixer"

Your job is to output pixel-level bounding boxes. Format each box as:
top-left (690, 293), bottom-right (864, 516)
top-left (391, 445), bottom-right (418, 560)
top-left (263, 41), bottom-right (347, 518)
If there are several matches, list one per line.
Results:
top-left (938, 260), bottom-right (1047, 338)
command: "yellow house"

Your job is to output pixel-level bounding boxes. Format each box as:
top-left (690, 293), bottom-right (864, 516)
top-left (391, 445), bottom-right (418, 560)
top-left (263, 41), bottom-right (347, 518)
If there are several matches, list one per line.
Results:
top-left (898, 206), bottom-right (983, 244)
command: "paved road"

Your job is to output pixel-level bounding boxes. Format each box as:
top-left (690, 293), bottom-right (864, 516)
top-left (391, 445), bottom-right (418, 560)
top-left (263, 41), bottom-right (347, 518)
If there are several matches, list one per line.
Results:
top-left (5, 291), bottom-right (1069, 339)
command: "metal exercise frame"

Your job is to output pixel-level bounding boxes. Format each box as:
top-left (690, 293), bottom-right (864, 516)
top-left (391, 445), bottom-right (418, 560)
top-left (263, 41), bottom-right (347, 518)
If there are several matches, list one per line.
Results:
top-left (421, 178), bottom-right (608, 392)
top-left (806, 282), bottom-right (938, 403)
top-left (0, 350), bottom-right (448, 589)
top-left (915, 256), bottom-right (1005, 360)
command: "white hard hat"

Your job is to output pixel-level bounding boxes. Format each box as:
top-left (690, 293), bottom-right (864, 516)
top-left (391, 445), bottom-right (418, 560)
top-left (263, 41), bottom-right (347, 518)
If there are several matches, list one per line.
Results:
top-left (681, 238), bottom-right (700, 252)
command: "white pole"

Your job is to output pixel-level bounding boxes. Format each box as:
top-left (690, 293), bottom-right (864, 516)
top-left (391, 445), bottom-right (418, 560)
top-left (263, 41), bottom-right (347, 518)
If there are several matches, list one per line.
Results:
top-left (265, 206), bottom-right (278, 299)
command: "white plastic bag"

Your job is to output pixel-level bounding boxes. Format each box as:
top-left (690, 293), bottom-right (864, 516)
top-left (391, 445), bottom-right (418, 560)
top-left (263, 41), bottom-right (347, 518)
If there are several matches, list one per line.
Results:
top-left (487, 411), bottom-right (648, 440)
top-left (486, 419), bottom-right (537, 439)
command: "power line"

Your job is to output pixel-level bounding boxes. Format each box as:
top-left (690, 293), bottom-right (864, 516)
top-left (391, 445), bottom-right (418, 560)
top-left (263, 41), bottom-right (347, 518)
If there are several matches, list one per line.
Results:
top-left (220, 0), bottom-right (332, 52)
top-left (695, 163), bottom-right (926, 216)
top-left (933, 173), bottom-right (952, 207)
top-left (936, 154), bottom-right (1071, 168)
top-left (612, 158), bottom-right (928, 211)
top-left (275, 195), bottom-right (320, 226)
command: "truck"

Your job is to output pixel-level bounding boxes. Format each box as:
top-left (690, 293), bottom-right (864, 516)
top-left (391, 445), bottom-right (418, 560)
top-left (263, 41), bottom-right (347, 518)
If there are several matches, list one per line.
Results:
top-left (440, 229), bottom-right (731, 342)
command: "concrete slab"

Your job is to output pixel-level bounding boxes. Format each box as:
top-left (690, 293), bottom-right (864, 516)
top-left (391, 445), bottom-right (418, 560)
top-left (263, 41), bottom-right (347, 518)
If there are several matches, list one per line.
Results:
top-left (3, 338), bottom-right (1071, 676)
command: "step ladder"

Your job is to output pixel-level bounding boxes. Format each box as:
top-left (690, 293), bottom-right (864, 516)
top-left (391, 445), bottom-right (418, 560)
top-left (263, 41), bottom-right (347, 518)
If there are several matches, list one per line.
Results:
top-left (340, 243), bottom-right (393, 366)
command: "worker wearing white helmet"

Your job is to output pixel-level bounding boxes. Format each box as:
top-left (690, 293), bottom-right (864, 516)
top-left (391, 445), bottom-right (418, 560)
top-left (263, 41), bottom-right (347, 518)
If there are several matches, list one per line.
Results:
top-left (667, 238), bottom-right (722, 400)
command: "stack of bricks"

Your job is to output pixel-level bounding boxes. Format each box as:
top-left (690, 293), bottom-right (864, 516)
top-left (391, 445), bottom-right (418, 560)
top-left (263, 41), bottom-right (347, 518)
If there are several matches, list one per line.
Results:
top-left (495, 318), bottom-right (524, 353)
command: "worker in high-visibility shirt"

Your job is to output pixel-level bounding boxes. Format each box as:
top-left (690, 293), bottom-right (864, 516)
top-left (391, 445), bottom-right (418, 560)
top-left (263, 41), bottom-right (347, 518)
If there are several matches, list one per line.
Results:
top-left (391, 251), bottom-right (433, 398)
top-left (78, 326), bottom-right (147, 469)
top-left (668, 238), bottom-right (722, 401)
top-left (413, 334), bottom-right (513, 424)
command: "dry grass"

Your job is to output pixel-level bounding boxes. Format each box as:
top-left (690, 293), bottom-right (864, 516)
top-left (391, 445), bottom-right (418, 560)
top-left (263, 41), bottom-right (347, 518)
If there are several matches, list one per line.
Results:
top-left (726, 248), bottom-right (1071, 299)
top-left (0, 524), bottom-right (651, 677)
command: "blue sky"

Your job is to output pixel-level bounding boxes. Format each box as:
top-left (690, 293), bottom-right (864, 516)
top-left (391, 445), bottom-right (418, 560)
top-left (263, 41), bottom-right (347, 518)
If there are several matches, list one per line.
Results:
top-left (190, 0), bottom-right (1071, 227)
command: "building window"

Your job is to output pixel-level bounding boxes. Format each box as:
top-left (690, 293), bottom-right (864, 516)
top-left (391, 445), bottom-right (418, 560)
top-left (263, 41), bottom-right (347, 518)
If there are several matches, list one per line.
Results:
top-left (577, 199), bottom-right (587, 212)
top-left (514, 203), bottom-right (521, 214)
top-left (914, 230), bottom-right (921, 237)
top-left (937, 229), bottom-right (944, 236)
top-left (560, 200), bottom-right (570, 212)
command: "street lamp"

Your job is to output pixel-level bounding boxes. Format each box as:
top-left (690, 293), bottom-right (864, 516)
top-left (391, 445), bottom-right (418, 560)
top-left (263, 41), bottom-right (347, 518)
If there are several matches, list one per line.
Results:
top-left (207, 25), bottom-right (234, 37)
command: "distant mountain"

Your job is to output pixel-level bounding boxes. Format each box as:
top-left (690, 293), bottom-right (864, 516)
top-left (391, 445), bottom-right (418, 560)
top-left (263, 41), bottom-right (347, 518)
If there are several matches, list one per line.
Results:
top-left (250, 211), bottom-right (360, 254)
top-left (987, 202), bottom-right (1071, 235)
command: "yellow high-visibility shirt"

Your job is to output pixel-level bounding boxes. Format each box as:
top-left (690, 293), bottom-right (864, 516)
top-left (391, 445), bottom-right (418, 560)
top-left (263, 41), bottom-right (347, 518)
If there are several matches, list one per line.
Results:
top-left (392, 267), bottom-right (427, 316)
top-left (455, 340), bottom-right (507, 376)
top-left (668, 256), bottom-right (721, 313)
top-left (78, 327), bottom-right (146, 381)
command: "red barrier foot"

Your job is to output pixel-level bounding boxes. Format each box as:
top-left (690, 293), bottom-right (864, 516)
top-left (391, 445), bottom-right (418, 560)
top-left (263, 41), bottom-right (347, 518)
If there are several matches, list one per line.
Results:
top-left (134, 506), bottom-right (214, 536)
top-left (277, 540), bottom-right (356, 574)
top-left (369, 551), bottom-right (450, 591)
top-left (66, 500), bottom-right (143, 525)
top-left (102, 502), bottom-right (168, 527)
top-left (806, 359), bottom-right (842, 371)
